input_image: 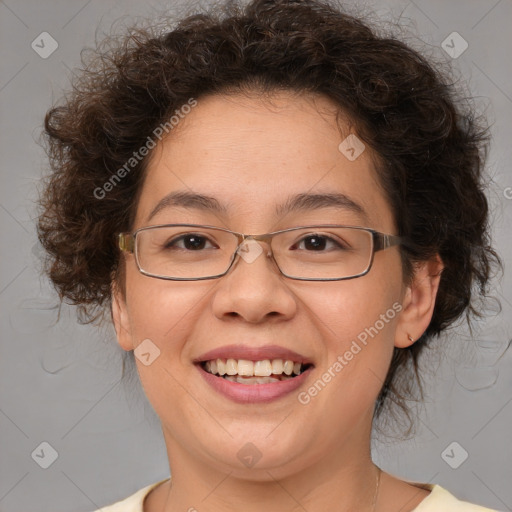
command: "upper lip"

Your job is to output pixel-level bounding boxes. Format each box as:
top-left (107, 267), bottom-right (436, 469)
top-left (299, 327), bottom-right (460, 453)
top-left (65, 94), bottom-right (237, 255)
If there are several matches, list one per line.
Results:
top-left (193, 344), bottom-right (314, 365)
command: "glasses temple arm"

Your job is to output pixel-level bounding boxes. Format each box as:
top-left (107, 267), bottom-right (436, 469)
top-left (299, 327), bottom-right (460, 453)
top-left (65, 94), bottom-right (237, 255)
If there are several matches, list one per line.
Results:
top-left (118, 233), bottom-right (135, 253)
top-left (373, 232), bottom-right (403, 252)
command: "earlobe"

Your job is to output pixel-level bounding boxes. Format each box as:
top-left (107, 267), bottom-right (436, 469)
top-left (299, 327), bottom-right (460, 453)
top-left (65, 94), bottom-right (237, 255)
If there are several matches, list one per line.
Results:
top-left (394, 254), bottom-right (444, 349)
top-left (111, 283), bottom-right (134, 352)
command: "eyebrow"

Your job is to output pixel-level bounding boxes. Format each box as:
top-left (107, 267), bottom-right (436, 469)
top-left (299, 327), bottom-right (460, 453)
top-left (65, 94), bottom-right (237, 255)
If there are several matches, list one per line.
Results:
top-left (147, 190), bottom-right (368, 223)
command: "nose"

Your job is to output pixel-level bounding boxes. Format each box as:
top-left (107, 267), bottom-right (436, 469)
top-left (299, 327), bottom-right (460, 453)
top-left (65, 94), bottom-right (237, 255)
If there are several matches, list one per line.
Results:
top-left (210, 239), bottom-right (297, 323)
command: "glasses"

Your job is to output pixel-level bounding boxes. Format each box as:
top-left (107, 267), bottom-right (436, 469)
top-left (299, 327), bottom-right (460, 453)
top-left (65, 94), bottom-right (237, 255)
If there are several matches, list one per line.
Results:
top-left (118, 224), bottom-right (402, 281)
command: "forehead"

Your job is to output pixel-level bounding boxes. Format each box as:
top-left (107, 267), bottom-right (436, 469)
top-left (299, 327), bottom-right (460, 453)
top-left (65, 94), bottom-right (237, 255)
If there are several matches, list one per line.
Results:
top-left (135, 91), bottom-right (395, 233)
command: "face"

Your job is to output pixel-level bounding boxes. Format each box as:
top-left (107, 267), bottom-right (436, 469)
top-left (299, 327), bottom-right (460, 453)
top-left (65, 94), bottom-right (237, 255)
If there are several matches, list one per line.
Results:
top-left (113, 90), bottom-right (439, 480)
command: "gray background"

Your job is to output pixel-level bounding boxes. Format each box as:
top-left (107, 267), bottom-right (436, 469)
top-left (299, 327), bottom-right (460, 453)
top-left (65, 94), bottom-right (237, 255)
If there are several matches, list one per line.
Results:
top-left (1, 0), bottom-right (511, 511)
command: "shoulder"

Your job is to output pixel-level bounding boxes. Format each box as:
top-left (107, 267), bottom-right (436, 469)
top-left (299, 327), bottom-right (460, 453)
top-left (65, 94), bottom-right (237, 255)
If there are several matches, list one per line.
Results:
top-left (89, 479), bottom-right (169, 512)
top-left (412, 484), bottom-right (502, 512)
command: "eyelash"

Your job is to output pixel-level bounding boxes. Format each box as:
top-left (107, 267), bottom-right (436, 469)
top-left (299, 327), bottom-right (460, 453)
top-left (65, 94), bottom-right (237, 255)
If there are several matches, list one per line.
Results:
top-left (164, 233), bottom-right (348, 251)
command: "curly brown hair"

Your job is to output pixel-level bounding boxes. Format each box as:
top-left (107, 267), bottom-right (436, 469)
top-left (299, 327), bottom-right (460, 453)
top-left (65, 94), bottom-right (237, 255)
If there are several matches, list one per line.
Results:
top-left (37, 0), bottom-right (502, 433)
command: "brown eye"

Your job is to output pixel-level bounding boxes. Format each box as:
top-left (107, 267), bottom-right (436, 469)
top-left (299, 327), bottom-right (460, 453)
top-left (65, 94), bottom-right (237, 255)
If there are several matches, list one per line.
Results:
top-left (293, 234), bottom-right (348, 251)
top-left (164, 234), bottom-right (216, 251)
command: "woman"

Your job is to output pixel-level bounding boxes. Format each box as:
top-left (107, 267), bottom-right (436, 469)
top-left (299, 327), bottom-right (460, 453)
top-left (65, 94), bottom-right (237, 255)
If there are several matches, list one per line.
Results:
top-left (37, 0), bottom-right (503, 510)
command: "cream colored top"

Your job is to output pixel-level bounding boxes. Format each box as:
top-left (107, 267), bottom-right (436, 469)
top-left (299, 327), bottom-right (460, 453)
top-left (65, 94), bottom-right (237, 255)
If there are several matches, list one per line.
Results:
top-left (92, 478), bottom-right (501, 511)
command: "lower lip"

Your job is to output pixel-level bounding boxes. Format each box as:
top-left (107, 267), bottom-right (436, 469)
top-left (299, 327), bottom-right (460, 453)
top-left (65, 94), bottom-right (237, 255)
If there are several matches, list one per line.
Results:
top-left (195, 363), bottom-right (314, 404)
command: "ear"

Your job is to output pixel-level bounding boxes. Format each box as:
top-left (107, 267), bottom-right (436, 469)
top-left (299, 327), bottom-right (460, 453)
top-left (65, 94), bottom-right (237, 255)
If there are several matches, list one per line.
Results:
top-left (395, 254), bottom-right (444, 348)
top-left (111, 281), bottom-right (135, 352)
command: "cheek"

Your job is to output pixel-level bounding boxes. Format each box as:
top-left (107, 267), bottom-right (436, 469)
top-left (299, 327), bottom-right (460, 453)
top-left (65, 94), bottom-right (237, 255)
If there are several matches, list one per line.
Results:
top-left (298, 267), bottom-right (401, 392)
top-left (123, 272), bottom-right (211, 418)
top-left (124, 269), bottom-right (217, 353)
top-left (302, 273), bottom-right (399, 343)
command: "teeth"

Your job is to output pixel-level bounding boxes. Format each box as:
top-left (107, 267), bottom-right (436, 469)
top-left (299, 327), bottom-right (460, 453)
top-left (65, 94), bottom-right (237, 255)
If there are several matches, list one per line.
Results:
top-left (237, 359), bottom-right (254, 376)
top-left (254, 360), bottom-right (272, 376)
top-left (202, 358), bottom-right (308, 378)
top-left (271, 359), bottom-right (283, 374)
top-left (236, 375), bottom-right (281, 385)
top-left (225, 359), bottom-right (238, 376)
top-left (283, 360), bottom-right (294, 375)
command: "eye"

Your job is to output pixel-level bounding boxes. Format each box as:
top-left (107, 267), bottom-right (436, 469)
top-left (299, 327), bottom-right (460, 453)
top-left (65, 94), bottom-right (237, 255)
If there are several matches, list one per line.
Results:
top-left (293, 234), bottom-right (349, 251)
top-left (164, 233), bottom-right (218, 251)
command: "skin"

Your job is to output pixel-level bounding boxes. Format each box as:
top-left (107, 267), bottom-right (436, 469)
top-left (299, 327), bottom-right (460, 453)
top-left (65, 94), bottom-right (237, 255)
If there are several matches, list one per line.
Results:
top-left (112, 90), bottom-right (443, 512)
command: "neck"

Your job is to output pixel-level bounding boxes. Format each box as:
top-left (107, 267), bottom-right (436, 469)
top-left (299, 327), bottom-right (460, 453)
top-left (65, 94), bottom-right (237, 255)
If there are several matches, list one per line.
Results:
top-left (151, 414), bottom-right (380, 512)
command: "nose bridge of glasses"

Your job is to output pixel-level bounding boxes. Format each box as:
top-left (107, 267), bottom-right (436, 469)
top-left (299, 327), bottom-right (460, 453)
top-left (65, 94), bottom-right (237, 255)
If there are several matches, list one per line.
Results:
top-left (236, 233), bottom-right (274, 259)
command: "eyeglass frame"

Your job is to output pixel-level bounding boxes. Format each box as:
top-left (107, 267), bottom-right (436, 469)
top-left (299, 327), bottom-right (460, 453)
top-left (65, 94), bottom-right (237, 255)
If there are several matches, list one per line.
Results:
top-left (118, 223), bottom-right (403, 282)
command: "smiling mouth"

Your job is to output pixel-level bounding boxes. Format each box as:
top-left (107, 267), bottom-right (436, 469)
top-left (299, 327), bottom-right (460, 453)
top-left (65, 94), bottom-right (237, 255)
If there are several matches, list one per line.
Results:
top-left (199, 358), bottom-right (314, 385)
